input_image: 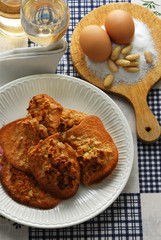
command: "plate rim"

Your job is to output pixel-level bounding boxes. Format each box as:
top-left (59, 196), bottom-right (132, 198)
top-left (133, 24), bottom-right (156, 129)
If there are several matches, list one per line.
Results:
top-left (0, 73), bottom-right (134, 228)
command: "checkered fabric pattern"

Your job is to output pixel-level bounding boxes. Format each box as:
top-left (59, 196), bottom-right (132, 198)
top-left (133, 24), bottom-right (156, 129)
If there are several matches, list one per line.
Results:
top-left (28, 0), bottom-right (161, 239)
top-left (138, 89), bottom-right (161, 193)
top-left (29, 194), bottom-right (142, 240)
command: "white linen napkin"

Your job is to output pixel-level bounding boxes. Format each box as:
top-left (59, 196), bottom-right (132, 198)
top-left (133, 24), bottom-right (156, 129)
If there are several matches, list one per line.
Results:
top-left (0, 37), bottom-right (67, 87)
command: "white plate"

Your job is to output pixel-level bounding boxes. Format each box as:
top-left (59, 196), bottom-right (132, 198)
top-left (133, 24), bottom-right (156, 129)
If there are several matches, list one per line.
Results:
top-left (0, 74), bottom-right (134, 228)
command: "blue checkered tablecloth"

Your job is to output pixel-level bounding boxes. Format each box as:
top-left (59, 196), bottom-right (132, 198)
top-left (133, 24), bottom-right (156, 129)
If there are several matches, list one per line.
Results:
top-left (0, 0), bottom-right (161, 239)
top-left (26, 0), bottom-right (161, 239)
top-left (28, 194), bottom-right (143, 239)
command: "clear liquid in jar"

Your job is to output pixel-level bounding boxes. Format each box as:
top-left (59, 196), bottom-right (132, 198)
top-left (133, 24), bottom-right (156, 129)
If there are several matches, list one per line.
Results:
top-left (21, 0), bottom-right (70, 45)
top-left (0, 0), bottom-right (24, 37)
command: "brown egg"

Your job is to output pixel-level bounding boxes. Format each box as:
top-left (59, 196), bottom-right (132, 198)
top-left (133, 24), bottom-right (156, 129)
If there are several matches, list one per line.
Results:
top-left (105, 10), bottom-right (135, 44)
top-left (79, 25), bottom-right (112, 61)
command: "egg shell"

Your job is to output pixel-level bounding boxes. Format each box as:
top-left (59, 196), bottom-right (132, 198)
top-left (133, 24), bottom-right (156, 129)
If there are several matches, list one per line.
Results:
top-left (79, 25), bottom-right (112, 62)
top-left (105, 10), bottom-right (135, 45)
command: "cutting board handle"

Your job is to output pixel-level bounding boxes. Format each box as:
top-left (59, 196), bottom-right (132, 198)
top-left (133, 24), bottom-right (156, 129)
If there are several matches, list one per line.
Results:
top-left (131, 94), bottom-right (161, 143)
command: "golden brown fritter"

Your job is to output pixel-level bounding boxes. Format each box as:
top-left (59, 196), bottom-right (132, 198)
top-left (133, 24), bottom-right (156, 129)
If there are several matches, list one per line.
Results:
top-left (27, 94), bottom-right (63, 135)
top-left (57, 108), bottom-right (88, 141)
top-left (0, 117), bottom-right (48, 173)
top-left (28, 133), bottom-right (80, 199)
top-left (0, 156), bottom-right (61, 209)
top-left (65, 115), bottom-right (118, 186)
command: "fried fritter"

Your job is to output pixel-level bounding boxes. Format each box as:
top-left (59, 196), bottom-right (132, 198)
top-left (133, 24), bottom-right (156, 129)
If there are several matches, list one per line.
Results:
top-left (57, 108), bottom-right (88, 141)
top-left (0, 117), bottom-right (48, 173)
top-left (27, 94), bottom-right (63, 135)
top-left (28, 133), bottom-right (80, 199)
top-left (0, 155), bottom-right (61, 209)
top-left (65, 115), bottom-right (118, 186)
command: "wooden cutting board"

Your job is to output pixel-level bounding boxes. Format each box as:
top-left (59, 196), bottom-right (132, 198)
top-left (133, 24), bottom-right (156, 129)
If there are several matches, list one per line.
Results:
top-left (70, 3), bottom-right (161, 143)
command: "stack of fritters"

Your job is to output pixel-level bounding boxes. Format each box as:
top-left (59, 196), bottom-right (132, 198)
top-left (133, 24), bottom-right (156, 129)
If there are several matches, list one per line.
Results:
top-left (0, 94), bottom-right (118, 209)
